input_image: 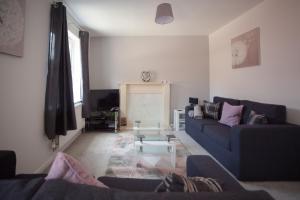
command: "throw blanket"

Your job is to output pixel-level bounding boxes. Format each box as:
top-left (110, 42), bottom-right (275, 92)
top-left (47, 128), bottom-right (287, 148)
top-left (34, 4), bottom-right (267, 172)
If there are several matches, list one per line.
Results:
top-left (155, 173), bottom-right (222, 192)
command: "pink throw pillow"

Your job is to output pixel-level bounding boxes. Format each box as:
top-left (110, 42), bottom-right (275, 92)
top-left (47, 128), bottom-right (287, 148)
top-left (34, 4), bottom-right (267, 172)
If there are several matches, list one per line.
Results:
top-left (45, 152), bottom-right (108, 188)
top-left (219, 102), bottom-right (243, 127)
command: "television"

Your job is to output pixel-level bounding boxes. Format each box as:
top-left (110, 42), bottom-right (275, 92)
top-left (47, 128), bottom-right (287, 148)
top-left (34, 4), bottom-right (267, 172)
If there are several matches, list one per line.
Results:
top-left (189, 97), bottom-right (198, 105)
top-left (90, 89), bottom-right (119, 111)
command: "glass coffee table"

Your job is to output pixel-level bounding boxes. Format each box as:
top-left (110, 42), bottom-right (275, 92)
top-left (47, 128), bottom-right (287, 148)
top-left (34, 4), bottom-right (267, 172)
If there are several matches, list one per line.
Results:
top-left (134, 128), bottom-right (177, 168)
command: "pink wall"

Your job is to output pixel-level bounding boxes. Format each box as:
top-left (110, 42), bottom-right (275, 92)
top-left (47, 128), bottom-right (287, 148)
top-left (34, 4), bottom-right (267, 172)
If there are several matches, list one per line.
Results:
top-left (209, 0), bottom-right (300, 124)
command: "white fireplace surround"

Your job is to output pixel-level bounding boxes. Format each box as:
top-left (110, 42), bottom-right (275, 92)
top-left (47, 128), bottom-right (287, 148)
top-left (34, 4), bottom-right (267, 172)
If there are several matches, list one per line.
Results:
top-left (120, 82), bottom-right (170, 129)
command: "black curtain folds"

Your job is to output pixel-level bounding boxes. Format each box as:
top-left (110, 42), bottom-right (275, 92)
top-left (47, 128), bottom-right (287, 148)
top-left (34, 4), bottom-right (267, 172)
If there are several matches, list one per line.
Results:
top-left (44, 2), bottom-right (77, 140)
top-left (79, 31), bottom-right (91, 118)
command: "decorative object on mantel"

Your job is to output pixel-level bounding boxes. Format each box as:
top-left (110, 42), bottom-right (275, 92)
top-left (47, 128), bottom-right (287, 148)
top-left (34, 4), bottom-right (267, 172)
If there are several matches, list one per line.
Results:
top-left (141, 71), bottom-right (152, 82)
top-left (231, 27), bottom-right (260, 69)
top-left (155, 3), bottom-right (174, 25)
top-left (0, 0), bottom-right (26, 57)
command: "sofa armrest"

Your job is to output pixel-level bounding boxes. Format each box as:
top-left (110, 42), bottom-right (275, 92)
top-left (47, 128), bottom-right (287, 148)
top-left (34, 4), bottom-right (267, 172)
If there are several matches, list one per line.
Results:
top-left (0, 151), bottom-right (16, 179)
top-left (231, 124), bottom-right (300, 152)
top-left (230, 124), bottom-right (300, 180)
top-left (186, 155), bottom-right (245, 191)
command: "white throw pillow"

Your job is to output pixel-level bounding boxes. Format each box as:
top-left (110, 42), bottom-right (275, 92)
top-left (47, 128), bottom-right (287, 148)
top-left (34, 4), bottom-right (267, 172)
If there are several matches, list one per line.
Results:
top-left (188, 110), bottom-right (194, 117)
top-left (194, 105), bottom-right (203, 119)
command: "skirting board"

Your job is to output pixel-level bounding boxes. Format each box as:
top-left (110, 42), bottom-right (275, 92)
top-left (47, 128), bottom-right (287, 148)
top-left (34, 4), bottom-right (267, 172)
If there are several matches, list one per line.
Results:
top-left (34, 129), bottom-right (83, 173)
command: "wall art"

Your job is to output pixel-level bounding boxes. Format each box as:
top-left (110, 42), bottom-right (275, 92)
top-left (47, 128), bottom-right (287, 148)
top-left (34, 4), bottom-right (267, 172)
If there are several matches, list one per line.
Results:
top-left (0, 0), bottom-right (26, 57)
top-left (231, 27), bottom-right (260, 69)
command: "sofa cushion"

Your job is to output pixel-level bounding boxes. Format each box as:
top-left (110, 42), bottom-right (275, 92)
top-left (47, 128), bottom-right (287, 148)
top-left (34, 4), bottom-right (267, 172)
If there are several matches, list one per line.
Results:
top-left (219, 102), bottom-right (244, 127)
top-left (203, 101), bottom-right (220, 120)
top-left (202, 124), bottom-right (231, 150)
top-left (247, 110), bottom-right (268, 125)
top-left (194, 105), bottom-right (203, 119)
top-left (240, 100), bottom-right (286, 124)
top-left (213, 97), bottom-right (240, 119)
top-left (46, 152), bottom-right (108, 188)
top-left (155, 172), bottom-right (222, 192)
top-left (188, 118), bottom-right (219, 132)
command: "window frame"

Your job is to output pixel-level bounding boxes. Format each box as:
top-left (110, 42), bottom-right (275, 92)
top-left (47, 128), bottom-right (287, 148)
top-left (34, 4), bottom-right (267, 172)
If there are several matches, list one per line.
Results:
top-left (68, 30), bottom-right (83, 105)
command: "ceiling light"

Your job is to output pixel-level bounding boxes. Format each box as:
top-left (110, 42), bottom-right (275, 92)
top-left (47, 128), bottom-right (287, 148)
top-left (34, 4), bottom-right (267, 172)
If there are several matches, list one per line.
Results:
top-left (155, 3), bottom-right (174, 25)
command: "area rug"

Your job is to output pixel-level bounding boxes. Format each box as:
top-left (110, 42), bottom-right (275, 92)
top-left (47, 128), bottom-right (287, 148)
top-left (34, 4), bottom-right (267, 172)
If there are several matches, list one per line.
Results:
top-left (105, 133), bottom-right (191, 179)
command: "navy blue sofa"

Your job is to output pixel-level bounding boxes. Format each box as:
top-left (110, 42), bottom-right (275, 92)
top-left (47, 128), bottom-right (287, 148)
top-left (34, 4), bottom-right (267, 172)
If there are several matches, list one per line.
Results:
top-left (185, 96), bottom-right (300, 181)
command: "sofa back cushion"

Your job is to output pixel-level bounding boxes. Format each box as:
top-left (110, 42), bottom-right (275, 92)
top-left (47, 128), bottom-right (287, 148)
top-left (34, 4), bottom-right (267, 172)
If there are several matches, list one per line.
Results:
top-left (240, 100), bottom-right (286, 124)
top-left (213, 97), bottom-right (240, 119)
top-left (213, 97), bottom-right (241, 106)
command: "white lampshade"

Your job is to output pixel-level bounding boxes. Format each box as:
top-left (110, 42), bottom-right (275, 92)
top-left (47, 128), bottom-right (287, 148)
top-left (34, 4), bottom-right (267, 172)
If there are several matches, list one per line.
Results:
top-left (155, 3), bottom-right (174, 25)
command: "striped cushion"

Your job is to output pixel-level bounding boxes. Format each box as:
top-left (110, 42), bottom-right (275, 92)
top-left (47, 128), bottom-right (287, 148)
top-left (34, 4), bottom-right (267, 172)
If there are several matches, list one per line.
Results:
top-left (155, 173), bottom-right (222, 193)
top-left (247, 110), bottom-right (268, 125)
top-left (203, 101), bottom-right (220, 120)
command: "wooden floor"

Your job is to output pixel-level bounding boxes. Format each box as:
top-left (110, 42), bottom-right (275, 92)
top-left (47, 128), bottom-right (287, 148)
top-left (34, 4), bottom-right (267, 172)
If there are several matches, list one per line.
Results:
top-left (65, 130), bottom-right (300, 200)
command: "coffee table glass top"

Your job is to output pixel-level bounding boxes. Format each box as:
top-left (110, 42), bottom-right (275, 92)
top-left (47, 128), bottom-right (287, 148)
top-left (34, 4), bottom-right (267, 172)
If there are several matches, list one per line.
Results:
top-left (133, 129), bottom-right (177, 168)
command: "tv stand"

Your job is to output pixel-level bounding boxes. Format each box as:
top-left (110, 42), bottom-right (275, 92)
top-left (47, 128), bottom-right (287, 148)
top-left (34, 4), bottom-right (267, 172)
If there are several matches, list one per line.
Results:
top-left (85, 108), bottom-right (119, 132)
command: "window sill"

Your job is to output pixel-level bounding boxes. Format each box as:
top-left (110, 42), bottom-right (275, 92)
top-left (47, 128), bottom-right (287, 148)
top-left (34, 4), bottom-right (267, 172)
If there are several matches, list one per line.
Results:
top-left (74, 102), bottom-right (82, 108)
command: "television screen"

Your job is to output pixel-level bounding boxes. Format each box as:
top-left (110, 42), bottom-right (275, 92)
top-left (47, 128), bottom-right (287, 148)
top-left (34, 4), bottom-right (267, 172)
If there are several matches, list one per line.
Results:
top-left (90, 89), bottom-right (119, 111)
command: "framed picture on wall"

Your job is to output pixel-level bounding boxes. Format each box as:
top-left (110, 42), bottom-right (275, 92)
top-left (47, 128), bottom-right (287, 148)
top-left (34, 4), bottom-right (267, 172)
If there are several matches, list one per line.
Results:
top-left (231, 27), bottom-right (261, 69)
top-left (0, 0), bottom-right (26, 57)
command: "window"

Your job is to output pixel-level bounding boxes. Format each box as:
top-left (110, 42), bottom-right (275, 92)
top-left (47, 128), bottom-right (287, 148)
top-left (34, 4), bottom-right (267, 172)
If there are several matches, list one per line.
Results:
top-left (68, 30), bottom-right (82, 104)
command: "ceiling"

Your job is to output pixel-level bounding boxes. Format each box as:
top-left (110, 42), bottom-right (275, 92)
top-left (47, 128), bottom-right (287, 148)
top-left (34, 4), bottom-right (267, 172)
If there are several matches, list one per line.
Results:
top-left (65, 0), bottom-right (263, 37)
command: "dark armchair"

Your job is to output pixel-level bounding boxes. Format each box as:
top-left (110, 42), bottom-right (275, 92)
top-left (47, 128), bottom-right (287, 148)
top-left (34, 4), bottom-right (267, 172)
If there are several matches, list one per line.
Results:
top-left (0, 151), bottom-right (46, 180)
top-left (0, 151), bottom-right (16, 179)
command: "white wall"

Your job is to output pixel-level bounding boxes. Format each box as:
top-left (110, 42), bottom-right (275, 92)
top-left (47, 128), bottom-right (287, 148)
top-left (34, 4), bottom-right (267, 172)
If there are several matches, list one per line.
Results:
top-left (209, 0), bottom-right (300, 124)
top-left (90, 36), bottom-right (210, 120)
top-left (0, 0), bottom-right (84, 173)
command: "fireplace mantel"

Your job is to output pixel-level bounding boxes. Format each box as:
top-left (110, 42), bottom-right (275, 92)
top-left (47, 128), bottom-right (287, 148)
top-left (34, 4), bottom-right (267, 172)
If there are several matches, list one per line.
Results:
top-left (119, 82), bottom-right (170, 129)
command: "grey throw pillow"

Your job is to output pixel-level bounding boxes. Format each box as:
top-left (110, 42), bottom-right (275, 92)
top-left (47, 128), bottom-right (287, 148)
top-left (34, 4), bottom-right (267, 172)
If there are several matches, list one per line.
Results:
top-left (247, 110), bottom-right (268, 125)
top-left (203, 101), bottom-right (220, 120)
top-left (188, 110), bottom-right (194, 118)
top-left (155, 173), bottom-right (222, 193)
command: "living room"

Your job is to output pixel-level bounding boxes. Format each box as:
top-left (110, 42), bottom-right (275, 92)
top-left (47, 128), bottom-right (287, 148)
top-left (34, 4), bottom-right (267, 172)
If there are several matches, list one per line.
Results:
top-left (0, 0), bottom-right (299, 199)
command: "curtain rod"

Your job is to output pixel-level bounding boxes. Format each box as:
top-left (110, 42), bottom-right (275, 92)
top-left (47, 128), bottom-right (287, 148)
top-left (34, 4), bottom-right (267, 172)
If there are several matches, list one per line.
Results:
top-left (63, 0), bottom-right (86, 32)
top-left (50, 0), bottom-right (86, 32)
top-left (51, 0), bottom-right (62, 6)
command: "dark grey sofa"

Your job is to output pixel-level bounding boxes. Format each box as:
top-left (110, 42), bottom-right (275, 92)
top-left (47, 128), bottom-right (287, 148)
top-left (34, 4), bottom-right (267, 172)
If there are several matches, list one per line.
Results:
top-left (0, 151), bottom-right (274, 200)
top-left (0, 178), bottom-right (274, 200)
top-left (185, 96), bottom-right (300, 181)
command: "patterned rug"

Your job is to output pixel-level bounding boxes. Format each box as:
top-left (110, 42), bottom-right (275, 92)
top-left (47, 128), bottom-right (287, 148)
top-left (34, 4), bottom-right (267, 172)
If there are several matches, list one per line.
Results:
top-left (105, 133), bottom-right (191, 179)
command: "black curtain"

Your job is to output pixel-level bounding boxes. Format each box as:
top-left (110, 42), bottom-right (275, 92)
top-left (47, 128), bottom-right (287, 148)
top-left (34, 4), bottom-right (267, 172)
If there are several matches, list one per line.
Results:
top-left (44, 2), bottom-right (77, 140)
top-left (79, 31), bottom-right (91, 118)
